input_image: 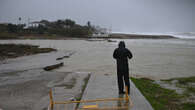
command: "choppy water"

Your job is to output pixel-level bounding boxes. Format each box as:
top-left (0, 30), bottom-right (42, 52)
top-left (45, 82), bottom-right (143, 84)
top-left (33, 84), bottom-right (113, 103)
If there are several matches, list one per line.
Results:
top-left (0, 39), bottom-right (195, 79)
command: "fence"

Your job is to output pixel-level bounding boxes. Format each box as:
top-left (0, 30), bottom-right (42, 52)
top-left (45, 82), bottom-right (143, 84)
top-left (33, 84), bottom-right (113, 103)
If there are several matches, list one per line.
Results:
top-left (49, 86), bottom-right (133, 110)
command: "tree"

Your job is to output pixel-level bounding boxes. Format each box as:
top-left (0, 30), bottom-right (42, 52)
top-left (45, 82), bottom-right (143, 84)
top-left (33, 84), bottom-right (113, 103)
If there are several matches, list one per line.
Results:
top-left (37, 25), bottom-right (46, 34)
top-left (64, 19), bottom-right (75, 27)
top-left (87, 21), bottom-right (91, 28)
top-left (17, 24), bottom-right (25, 33)
top-left (0, 24), bottom-right (7, 32)
top-left (18, 17), bottom-right (21, 24)
top-left (40, 20), bottom-right (50, 25)
top-left (7, 24), bottom-right (17, 33)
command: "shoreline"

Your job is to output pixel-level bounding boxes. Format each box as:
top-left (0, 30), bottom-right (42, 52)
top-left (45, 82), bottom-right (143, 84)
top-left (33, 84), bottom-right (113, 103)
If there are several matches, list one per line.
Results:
top-left (0, 33), bottom-right (177, 40)
top-left (109, 33), bottom-right (176, 39)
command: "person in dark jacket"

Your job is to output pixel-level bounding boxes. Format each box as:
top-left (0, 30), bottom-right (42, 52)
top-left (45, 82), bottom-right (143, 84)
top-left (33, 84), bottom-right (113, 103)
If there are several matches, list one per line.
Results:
top-left (113, 41), bottom-right (133, 94)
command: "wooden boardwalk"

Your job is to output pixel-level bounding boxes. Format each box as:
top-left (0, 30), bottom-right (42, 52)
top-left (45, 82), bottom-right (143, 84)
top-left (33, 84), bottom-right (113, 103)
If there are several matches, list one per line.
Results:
top-left (79, 74), bottom-right (154, 110)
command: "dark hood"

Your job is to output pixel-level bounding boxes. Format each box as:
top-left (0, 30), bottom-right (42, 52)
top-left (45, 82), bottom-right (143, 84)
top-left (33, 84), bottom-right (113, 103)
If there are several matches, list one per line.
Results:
top-left (118, 41), bottom-right (125, 48)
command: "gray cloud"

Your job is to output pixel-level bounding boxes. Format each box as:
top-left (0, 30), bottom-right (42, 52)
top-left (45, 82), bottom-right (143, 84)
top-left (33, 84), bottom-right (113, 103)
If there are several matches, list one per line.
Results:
top-left (0, 0), bottom-right (194, 32)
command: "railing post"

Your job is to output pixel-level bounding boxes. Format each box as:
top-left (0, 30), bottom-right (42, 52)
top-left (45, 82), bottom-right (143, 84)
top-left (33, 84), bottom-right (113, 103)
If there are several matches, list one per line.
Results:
top-left (50, 89), bottom-right (54, 110)
top-left (125, 86), bottom-right (129, 102)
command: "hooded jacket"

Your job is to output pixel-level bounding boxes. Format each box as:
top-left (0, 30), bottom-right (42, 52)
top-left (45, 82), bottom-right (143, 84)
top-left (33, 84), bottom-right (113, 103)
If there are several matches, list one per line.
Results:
top-left (113, 41), bottom-right (133, 74)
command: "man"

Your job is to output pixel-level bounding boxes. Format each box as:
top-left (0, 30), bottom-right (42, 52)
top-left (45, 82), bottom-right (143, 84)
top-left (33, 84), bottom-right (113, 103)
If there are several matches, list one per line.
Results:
top-left (113, 41), bottom-right (133, 94)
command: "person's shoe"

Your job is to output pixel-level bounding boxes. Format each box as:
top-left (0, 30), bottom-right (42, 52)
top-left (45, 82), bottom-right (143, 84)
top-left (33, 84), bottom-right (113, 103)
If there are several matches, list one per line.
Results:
top-left (119, 91), bottom-right (125, 94)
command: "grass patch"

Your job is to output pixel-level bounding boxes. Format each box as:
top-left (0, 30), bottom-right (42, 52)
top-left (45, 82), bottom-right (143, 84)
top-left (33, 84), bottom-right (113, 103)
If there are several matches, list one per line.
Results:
top-left (187, 86), bottom-right (195, 94)
top-left (131, 77), bottom-right (195, 110)
top-left (75, 74), bottom-right (91, 101)
top-left (182, 103), bottom-right (195, 110)
top-left (162, 76), bottom-right (195, 85)
top-left (75, 74), bottom-right (91, 109)
top-left (162, 76), bottom-right (195, 96)
top-left (0, 44), bottom-right (56, 60)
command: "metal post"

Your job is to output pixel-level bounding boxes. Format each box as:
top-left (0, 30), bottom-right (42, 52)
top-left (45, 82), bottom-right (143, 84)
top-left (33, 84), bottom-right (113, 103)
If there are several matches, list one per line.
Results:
top-left (125, 86), bottom-right (129, 102)
top-left (49, 89), bottom-right (54, 110)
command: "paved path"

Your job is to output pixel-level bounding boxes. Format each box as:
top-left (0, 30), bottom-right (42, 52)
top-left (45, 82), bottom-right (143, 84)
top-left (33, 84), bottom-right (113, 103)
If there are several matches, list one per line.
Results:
top-left (79, 73), bottom-right (154, 110)
top-left (51, 73), bottom-right (90, 110)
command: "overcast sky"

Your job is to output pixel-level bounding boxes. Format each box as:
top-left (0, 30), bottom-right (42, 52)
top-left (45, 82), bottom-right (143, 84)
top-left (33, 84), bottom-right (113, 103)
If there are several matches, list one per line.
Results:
top-left (0, 0), bottom-right (194, 33)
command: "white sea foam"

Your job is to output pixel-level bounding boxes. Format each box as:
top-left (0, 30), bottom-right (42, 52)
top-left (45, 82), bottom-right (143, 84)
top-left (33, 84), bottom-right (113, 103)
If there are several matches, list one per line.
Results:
top-left (111, 32), bottom-right (195, 39)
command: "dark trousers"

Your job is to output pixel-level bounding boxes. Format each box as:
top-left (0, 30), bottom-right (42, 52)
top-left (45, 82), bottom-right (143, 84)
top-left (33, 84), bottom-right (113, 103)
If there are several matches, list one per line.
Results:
top-left (117, 72), bottom-right (130, 94)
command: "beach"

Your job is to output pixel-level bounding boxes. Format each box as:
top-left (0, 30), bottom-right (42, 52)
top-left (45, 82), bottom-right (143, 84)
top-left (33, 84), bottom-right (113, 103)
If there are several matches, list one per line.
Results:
top-left (0, 38), bottom-right (195, 110)
top-left (0, 39), bottom-right (194, 79)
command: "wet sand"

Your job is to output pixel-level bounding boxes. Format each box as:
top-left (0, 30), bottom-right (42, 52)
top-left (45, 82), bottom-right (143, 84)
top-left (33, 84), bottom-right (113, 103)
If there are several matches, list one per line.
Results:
top-left (0, 48), bottom-right (89, 110)
top-left (0, 39), bottom-right (195, 110)
top-left (0, 39), bottom-right (194, 79)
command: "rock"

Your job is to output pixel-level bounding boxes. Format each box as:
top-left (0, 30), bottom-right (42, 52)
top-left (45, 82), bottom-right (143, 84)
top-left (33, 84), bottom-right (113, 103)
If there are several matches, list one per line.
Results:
top-left (43, 62), bottom-right (64, 71)
top-left (86, 39), bottom-right (106, 42)
top-left (56, 52), bottom-right (75, 60)
top-left (56, 55), bottom-right (70, 60)
top-left (107, 39), bottom-right (117, 42)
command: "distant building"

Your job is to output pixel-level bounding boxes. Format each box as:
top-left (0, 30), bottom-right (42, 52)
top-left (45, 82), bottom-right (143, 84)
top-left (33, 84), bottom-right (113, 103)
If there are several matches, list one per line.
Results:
top-left (92, 26), bottom-right (110, 37)
top-left (29, 21), bottom-right (45, 27)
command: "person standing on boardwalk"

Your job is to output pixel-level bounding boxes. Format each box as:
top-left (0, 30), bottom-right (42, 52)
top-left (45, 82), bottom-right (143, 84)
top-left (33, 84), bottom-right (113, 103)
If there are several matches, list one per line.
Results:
top-left (113, 41), bottom-right (133, 94)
